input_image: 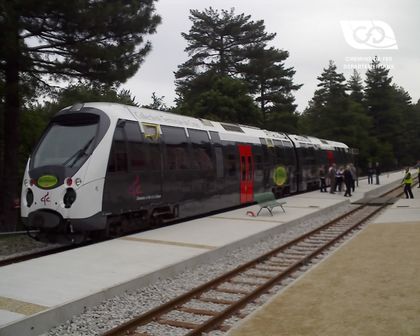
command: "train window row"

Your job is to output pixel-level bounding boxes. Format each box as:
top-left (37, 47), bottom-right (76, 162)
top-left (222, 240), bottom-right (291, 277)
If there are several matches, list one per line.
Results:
top-left (107, 120), bottom-right (320, 178)
top-left (108, 121), bottom-right (161, 172)
top-left (108, 121), bottom-right (215, 174)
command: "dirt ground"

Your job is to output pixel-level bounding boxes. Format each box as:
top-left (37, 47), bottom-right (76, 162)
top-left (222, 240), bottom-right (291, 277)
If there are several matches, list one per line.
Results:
top-left (228, 222), bottom-right (420, 336)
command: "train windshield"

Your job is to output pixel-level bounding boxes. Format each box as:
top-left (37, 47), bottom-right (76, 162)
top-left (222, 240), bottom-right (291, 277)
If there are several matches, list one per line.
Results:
top-left (32, 114), bottom-right (99, 169)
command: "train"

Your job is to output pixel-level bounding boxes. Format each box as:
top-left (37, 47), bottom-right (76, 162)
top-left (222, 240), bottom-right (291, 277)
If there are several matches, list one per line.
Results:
top-left (20, 102), bottom-right (354, 243)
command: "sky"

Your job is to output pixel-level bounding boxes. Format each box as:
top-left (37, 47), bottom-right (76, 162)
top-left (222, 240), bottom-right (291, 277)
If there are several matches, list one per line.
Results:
top-left (121, 0), bottom-right (420, 112)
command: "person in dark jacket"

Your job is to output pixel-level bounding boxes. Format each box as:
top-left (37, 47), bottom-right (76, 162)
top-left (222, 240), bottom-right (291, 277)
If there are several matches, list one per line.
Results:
top-left (375, 162), bottom-right (381, 185)
top-left (349, 163), bottom-right (357, 191)
top-left (344, 165), bottom-right (354, 197)
top-left (367, 162), bottom-right (374, 184)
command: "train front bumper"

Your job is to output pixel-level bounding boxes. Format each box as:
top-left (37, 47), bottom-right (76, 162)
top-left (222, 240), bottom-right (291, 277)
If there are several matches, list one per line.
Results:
top-left (22, 210), bottom-right (106, 243)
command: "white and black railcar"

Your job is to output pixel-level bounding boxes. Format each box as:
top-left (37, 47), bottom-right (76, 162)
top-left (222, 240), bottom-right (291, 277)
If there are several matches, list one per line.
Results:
top-left (21, 102), bottom-right (352, 242)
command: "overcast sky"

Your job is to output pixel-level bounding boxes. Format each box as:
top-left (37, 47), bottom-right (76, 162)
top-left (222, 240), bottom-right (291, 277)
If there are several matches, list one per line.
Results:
top-left (121, 0), bottom-right (420, 112)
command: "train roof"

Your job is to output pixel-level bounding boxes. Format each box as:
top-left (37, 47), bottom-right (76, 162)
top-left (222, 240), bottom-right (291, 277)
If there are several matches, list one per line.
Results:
top-left (63, 102), bottom-right (349, 150)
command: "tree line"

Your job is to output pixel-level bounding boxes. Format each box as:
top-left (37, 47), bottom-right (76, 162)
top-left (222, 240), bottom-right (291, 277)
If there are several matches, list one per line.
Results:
top-left (1, 4), bottom-right (419, 230)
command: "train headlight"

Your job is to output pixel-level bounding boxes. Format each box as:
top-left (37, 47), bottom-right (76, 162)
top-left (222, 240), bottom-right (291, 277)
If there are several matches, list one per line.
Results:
top-left (63, 188), bottom-right (76, 208)
top-left (75, 178), bottom-right (82, 187)
top-left (26, 189), bottom-right (34, 207)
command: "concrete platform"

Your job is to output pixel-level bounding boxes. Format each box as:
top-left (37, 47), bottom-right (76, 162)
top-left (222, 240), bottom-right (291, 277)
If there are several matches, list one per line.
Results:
top-left (228, 174), bottom-right (420, 336)
top-left (0, 171), bottom-right (405, 336)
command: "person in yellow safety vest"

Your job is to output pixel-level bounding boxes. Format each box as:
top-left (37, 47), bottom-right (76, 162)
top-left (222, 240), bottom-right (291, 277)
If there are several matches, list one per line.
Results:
top-left (402, 167), bottom-right (414, 199)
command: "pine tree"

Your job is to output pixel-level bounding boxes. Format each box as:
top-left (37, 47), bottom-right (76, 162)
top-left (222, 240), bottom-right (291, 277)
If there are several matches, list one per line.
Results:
top-left (240, 47), bottom-right (302, 129)
top-left (300, 60), bottom-right (371, 166)
top-left (389, 85), bottom-right (415, 166)
top-left (142, 92), bottom-right (169, 111)
top-left (175, 7), bottom-right (275, 102)
top-left (0, 0), bottom-right (161, 230)
top-left (363, 57), bottom-right (416, 168)
top-left (300, 61), bottom-right (347, 138)
top-left (175, 73), bottom-right (260, 126)
top-left (364, 56), bottom-right (394, 140)
top-left (347, 69), bottom-right (364, 104)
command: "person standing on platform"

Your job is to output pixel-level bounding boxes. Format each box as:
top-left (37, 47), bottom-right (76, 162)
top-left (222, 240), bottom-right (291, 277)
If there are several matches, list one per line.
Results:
top-left (344, 165), bottom-right (354, 197)
top-left (375, 162), bottom-right (381, 185)
top-left (349, 163), bottom-right (357, 191)
top-left (367, 162), bottom-right (374, 184)
top-left (328, 163), bottom-right (336, 194)
top-left (402, 167), bottom-right (414, 199)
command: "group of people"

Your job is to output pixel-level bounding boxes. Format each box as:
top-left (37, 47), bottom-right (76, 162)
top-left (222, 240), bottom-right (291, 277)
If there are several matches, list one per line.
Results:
top-left (319, 161), bottom-right (420, 199)
top-left (319, 163), bottom-right (357, 197)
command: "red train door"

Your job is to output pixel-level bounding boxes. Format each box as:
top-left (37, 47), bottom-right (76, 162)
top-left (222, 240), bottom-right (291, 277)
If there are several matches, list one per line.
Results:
top-left (238, 145), bottom-right (254, 204)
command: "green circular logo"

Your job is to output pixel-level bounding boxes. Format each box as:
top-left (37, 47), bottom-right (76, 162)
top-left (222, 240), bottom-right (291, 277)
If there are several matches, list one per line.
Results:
top-left (273, 166), bottom-right (287, 186)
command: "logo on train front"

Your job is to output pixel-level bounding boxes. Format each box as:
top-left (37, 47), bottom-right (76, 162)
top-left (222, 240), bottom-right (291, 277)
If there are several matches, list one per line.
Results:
top-left (340, 20), bottom-right (398, 50)
top-left (41, 192), bottom-right (50, 205)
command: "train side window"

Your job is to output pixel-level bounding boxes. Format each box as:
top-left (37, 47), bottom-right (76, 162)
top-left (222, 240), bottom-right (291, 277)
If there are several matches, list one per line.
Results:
top-left (209, 131), bottom-right (222, 145)
top-left (214, 146), bottom-right (224, 178)
top-left (303, 147), bottom-right (316, 165)
top-left (273, 140), bottom-right (285, 163)
top-left (225, 145), bottom-right (237, 177)
top-left (210, 131), bottom-right (224, 177)
top-left (254, 152), bottom-right (263, 169)
top-left (227, 154), bottom-right (235, 176)
top-left (124, 121), bottom-right (145, 171)
top-left (161, 125), bottom-right (190, 170)
top-left (122, 121), bottom-right (160, 171)
top-left (108, 122), bottom-right (128, 173)
top-left (188, 128), bottom-right (213, 170)
top-left (284, 147), bottom-right (296, 166)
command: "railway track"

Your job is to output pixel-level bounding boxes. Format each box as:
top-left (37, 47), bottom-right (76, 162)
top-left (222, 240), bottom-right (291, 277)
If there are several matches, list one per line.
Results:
top-left (102, 184), bottom-right (405, 336)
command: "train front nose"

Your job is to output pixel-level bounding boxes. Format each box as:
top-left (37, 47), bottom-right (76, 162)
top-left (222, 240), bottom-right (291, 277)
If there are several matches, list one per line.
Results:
top-left (28, 210), bottom-right (62, 229)
top-left (25, 210), bottom-right (86, 244)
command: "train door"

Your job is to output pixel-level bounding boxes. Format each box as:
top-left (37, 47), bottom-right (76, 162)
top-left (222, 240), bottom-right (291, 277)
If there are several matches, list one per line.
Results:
top-left (238, 145), bottom-right (254, 204)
